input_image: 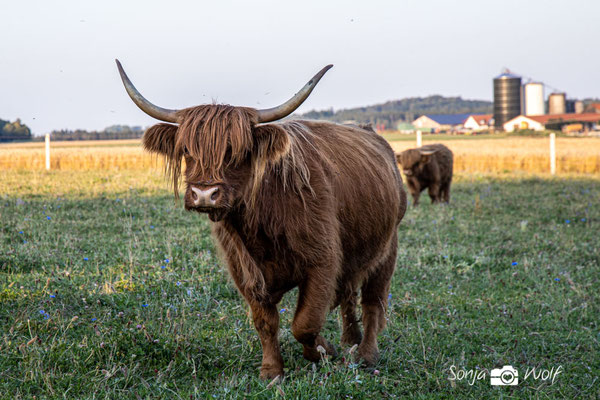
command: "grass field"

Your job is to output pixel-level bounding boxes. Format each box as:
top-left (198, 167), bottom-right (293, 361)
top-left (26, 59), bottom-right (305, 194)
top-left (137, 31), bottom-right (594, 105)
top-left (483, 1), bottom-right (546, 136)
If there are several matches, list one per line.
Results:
top-left (1, 168), bottom-right (598, 398)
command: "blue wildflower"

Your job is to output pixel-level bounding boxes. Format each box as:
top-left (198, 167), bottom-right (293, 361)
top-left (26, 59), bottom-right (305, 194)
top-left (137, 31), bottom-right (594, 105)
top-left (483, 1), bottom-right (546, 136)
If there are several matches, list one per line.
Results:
top-left (18, 231), bottom-right (23, 234)
top-left (388, 293), bottom-right (392, 300)
top-left (39, 310), bottom-right (45, 314)
top-left (49, 294), bottom-right (55, 298)
top-left (23, 240), bottom-right (27, 244)
top-left (581, 218), bottom-right (586, 222)
top-left (91, 318), bottom-right (97, 322)
top-left (512, 262), bottom-right (518, 266)
top-left (142, 304), bottom-right (148, 308)
top-left (565, 220), bottom-right (570, 224)
top-left (43, 313), bottom-right (50, 320)
top-left (176, 281), bottom-right (181, 286)
top-left (161, 265), bottom-right (166, 269)
top-left (280, 308), bottom-right (286, 313)
top-left (46, 216), bottom-right (51, 220)
top-left (150, 225), bottom-right (154, 229)
top-left (554, 278), bottom-right (560, 282)
top-left (83, 257), bottom-right (88, 261)
top-left (165, 259), bottom-right (170, 263)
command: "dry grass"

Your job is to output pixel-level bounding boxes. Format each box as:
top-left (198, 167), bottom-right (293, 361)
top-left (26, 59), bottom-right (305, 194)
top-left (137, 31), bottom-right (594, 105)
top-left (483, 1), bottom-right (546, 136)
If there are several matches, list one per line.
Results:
top-left (0, 140), bottom-right (162, 171)
top-left (389, 137), bottom-right (600, 174)
top-left (1, 136), bottom-right (599, 174)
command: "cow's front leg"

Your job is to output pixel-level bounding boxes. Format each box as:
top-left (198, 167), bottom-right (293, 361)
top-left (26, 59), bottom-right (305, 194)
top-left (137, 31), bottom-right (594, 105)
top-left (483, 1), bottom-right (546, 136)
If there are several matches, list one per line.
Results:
top-left (292, 273), bottom-right (338, 362)
top-left (428, 182), bottom-right (441, 203)
top-left (250, 301), bottom-right (284, 380)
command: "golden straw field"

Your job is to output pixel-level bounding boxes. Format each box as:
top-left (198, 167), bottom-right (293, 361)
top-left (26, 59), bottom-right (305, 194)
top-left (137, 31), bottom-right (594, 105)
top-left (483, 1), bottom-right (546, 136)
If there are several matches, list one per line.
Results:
top-left (1, 135), bottom-right (600, 174)
top-left (388, 135), bottom-right (600, 174)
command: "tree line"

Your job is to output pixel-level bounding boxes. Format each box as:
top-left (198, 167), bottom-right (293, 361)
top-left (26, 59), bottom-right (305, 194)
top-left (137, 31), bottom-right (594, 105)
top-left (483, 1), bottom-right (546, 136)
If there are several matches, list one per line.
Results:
top-left (46, 125), bottom-right (144, 141)
top-left (0, 119), bottom-right (32, 142)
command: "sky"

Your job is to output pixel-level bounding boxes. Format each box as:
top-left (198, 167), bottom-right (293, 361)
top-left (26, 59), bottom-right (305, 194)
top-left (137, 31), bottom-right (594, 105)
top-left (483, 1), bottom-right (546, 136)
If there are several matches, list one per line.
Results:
top-left (1, 0), bottom-right (599, 135)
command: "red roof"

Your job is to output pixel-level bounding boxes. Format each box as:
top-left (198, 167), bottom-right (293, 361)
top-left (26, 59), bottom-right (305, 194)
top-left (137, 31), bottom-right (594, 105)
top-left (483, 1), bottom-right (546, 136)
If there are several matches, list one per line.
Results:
top-left (585, 103), bottom-right (600, 113)
top-left (527, 113), bottom-right (600, 124)
top-left (468, 114), bottom-right (493, 124)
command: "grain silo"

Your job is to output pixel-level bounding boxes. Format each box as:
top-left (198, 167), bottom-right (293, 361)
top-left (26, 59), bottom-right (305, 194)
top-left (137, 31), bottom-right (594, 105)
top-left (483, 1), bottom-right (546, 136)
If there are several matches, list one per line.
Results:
top-left (524, 82), bottom-right (544, 116)
top-left (548, 93), bottom-right (566, 115)
top-left (574, 100), bottom-right (584, 114)
top-left (494, 72), bottom-right (522, 130)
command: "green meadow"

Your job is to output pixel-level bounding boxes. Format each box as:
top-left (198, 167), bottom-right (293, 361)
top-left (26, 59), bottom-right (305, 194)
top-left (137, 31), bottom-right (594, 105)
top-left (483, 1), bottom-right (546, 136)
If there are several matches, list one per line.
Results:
top-left (1, 169), bottom-right (598, 399)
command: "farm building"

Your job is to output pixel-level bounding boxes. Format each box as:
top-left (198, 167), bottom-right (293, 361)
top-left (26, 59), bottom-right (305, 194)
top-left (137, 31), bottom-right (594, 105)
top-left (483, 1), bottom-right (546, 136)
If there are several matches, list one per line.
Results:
top-left (503, 113), bottom-right (600, 132)
top-left (412, 114), bottom-right (471, 132)
top-left (584, 103), bottom-right (600, 113)
top-left (463, 114), bottom-right (494, 131)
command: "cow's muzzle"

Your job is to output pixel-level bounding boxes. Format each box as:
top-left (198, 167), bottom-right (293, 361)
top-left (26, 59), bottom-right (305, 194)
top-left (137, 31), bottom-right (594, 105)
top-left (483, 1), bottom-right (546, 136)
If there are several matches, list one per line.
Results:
top-left (190, 186), bottom-right (221, 208)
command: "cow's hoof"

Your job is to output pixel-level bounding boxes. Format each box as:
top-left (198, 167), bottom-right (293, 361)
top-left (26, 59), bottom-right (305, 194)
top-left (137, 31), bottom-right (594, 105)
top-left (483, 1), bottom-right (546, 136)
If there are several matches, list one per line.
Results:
top-left (260, 367), bottom-right (284, 381)
top-left (357, 344), bottom-right (379, 367)
top-left (317, 336), bottom-right (338, 358)
top-left (303, 336), bottom-right (337, 362)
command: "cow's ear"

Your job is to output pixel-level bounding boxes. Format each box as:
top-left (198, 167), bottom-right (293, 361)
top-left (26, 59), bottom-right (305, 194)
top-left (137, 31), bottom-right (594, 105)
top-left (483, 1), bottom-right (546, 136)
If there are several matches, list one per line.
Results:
top-left (419, 149), bottom-right (436, 164)
top-left (142, 123), bottom-right (178, 156)
top-left (252, 124), bottom-right (291, 163)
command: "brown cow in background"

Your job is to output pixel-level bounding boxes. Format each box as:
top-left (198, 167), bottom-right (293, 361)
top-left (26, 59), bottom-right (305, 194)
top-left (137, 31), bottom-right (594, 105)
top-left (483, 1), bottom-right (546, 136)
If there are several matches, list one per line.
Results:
top-left (116, 60), bottom-right (407, 380)
top-left (396, 143), bottom-right (453, 206)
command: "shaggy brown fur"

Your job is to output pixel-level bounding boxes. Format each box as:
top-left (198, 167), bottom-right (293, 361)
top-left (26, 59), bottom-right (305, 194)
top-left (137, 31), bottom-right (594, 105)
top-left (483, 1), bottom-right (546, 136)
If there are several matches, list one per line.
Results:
top-left (143, 105), bottom-right (407, 379)
top-left (396, 143), bottom-right (453, 206)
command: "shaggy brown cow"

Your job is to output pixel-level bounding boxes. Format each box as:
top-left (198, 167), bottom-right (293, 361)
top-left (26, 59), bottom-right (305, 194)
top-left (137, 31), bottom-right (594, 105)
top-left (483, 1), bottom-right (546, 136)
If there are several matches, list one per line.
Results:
top-left (396, 143), bottom-right (453, 206)
top-left (116, 60), bottom-right (407, 380)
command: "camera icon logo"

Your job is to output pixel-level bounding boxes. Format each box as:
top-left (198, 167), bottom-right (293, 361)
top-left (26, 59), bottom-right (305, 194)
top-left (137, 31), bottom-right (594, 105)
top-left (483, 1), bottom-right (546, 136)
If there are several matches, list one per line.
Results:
top-left (490, 365), bottom-right (519, 386)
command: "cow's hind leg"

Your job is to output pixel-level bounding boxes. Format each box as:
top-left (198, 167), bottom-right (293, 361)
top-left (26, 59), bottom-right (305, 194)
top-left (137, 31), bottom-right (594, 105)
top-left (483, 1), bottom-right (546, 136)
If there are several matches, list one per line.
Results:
top-left (358, 239), bottom-right (397, 366)
top-left (292, 272), bottom-right (338, 362)
top-left (441, 179), bottom-right (451, 203)
top-left (340, 288), bottom-right (362, 346)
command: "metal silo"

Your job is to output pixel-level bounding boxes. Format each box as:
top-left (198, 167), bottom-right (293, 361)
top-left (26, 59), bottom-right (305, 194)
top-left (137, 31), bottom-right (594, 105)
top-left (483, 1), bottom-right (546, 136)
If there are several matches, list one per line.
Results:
top-left (548, 93), bottom-right (566, 115)
top-left (494, 72), bottom-right (522, 130)
top-left (524, 82), bottom-right (545, 116)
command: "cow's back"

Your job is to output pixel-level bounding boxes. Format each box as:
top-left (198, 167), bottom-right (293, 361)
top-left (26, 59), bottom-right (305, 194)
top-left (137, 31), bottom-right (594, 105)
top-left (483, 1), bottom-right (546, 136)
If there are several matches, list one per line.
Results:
top-left (287, 120), bottom-right (406, 277)
top-left (422, 143), bottom-right (453, 183)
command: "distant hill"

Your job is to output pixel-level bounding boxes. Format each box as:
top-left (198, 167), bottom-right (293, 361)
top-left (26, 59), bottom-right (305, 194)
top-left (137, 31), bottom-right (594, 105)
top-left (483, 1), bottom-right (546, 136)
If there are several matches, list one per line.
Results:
top-left (300, 95), bottom-right (493, 128)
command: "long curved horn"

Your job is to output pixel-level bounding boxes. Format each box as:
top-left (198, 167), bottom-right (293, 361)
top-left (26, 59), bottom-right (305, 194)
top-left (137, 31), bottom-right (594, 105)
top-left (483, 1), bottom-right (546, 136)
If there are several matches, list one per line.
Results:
top-left (115, 59), bottom-right (180, 123)
top-left (257, 65), bottom-right (333, 123)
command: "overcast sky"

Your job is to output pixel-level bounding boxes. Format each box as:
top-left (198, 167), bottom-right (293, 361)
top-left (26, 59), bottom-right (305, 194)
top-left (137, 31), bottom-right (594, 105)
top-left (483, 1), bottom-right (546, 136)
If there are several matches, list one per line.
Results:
top-left (1, 0), bottom-right (599, 135)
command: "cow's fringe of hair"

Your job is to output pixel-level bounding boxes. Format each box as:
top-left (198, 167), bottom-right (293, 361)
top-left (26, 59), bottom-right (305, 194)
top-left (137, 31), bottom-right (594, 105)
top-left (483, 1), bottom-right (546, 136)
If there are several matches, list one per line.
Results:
top-left (175, 104), bottom-right (255, 181)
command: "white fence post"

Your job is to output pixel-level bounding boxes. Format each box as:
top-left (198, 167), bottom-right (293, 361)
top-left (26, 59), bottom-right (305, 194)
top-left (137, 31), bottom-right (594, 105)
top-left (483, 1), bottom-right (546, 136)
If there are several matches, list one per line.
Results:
top-left (549, 133), bottom-right (556, 175)
top-left (45, 134), bottom-right (50, 170)
top-left (416, 131), bottom-right (422, 147)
